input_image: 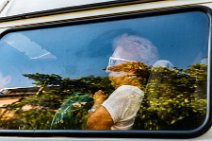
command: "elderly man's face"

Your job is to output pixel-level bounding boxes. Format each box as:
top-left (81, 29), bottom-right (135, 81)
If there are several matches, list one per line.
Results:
top-left (107, 45), bottom-right (140, 88)
top-left (108, 71), bottom-right (136, 89)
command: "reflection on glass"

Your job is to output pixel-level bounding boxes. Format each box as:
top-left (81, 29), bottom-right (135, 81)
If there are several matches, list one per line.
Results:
top-left (0, 11), bottom-right (209, 131)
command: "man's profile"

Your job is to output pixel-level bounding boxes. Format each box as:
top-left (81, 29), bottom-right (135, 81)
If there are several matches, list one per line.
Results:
top-left (87, 34), bottom-right (158, 130)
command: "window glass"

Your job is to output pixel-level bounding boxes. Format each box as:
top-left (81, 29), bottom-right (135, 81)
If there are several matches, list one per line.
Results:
top-left (0, 11), bottom-right (209, 131)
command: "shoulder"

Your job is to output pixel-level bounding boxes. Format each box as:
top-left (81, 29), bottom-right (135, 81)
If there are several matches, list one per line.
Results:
top-left (115, 85), bottom-right (144, 96)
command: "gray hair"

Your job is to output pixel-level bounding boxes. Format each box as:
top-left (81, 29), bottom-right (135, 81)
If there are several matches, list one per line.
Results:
top-left (112, 34), bottom-right (159, 65)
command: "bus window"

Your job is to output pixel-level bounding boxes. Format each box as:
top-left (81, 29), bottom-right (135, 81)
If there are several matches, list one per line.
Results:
top-left (0, 8), bottom-right (210, 138)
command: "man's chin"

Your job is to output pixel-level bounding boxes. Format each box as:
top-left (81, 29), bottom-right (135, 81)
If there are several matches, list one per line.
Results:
top-left (111, 82), bottom-right (121, 89)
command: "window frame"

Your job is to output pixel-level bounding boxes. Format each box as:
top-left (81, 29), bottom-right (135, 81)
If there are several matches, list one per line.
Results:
top-left (0, 0), bottom-right (160, 22)
top-left (0, 5), bottom-right (211, 139)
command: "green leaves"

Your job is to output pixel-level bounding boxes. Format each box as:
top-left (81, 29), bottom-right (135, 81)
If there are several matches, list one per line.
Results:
top-left (0, 63), bottom-right (207, 130)
top-left (23, 73), bottom-right (62, 86)
top-left (134, 64), bottom-right (207, 130)
top-left (0, 75), bottom-right (113, 129)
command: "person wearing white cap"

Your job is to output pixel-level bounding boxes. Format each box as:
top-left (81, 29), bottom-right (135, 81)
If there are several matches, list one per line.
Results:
top-left (87, 34), bottom-right (158, 130)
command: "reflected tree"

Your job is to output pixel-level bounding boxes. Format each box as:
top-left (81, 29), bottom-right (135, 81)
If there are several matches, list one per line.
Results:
top-left (134, 64), bottom-right (207, 130)
top-left (0, 74), bottom-right (113, 129)
top-left (0, 63), bottom-right (207, 130)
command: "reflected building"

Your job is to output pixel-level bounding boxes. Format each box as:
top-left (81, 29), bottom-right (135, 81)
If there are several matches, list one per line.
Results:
top-left (0, 87), bottom-right (39, 108)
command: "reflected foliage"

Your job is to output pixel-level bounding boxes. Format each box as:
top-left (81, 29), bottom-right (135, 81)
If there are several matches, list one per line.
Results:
top-left (0, 63), bottom-right (207, 130)
top-left (134, 64), bottom-right (207, 130)
top-left (0, 74), bottom-right (113, 129)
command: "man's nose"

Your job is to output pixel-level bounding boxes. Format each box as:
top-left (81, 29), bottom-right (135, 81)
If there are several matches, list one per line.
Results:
top-left (108, 72), bottom-right (114, 77)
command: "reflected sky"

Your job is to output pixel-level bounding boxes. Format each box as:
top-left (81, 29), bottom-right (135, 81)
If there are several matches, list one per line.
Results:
top-left (0, 11), bottom-right (209, 88)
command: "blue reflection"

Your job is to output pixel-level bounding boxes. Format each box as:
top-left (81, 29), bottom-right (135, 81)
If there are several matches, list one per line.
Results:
top-left (0, 11), bottom-right (209, 88)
